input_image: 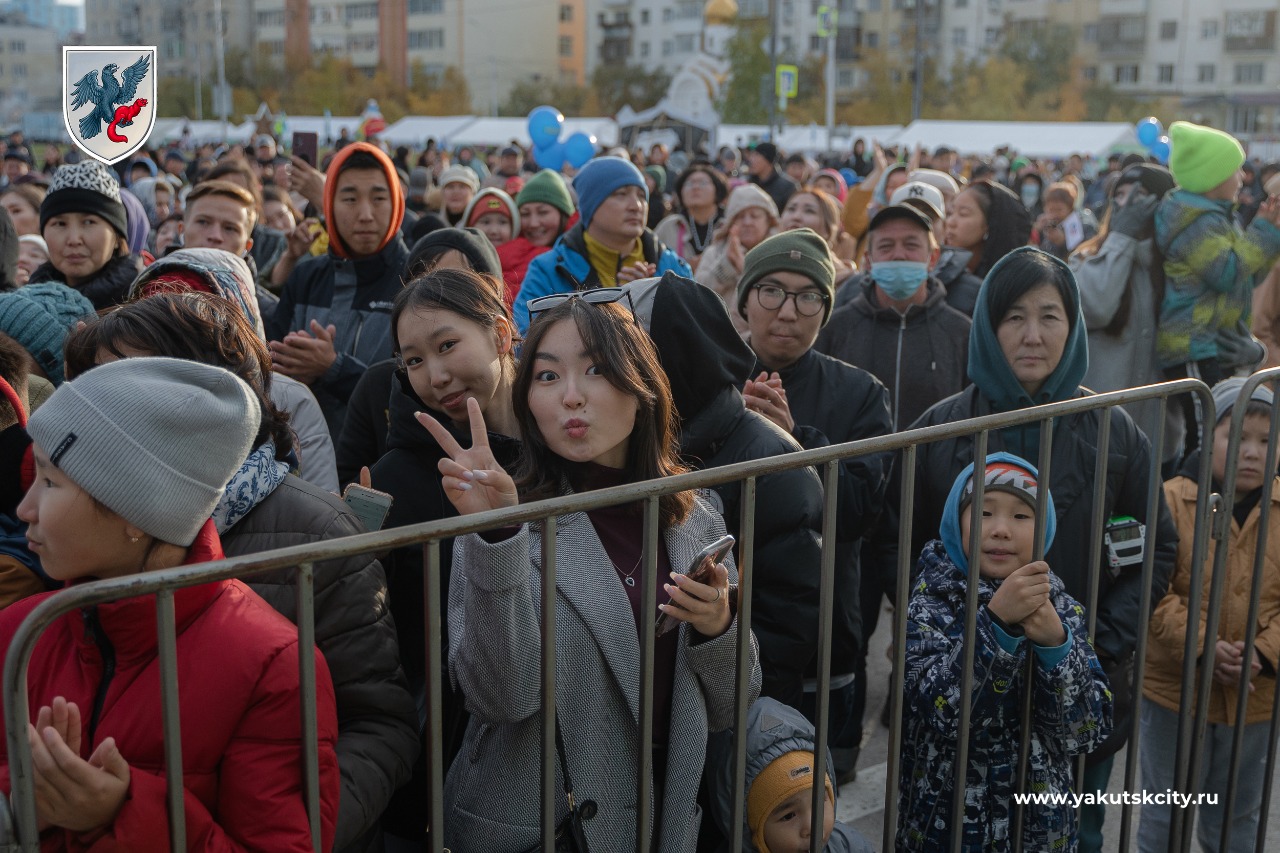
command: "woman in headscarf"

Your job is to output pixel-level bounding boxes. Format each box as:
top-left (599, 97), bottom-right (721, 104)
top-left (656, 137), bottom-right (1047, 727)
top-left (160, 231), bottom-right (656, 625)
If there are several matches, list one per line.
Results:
top-left (890, 246), bottom-right (1177, 853)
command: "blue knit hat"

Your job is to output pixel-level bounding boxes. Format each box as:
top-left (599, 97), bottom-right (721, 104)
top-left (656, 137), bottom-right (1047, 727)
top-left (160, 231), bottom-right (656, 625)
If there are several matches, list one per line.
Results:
top-left (0, 282), bottom-right (95, 386)
top-left (573, 157), bottom-right (648, 227)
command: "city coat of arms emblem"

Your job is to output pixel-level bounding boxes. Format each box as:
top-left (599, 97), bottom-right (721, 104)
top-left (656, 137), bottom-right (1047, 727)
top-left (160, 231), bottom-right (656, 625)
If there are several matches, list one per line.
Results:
top-left (63, 46), bottom-right (157, 165)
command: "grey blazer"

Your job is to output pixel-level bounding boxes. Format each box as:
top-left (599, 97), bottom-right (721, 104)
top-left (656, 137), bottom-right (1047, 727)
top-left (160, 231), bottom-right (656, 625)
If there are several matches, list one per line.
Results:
top-left (443, 497), bottom-right (761, 852)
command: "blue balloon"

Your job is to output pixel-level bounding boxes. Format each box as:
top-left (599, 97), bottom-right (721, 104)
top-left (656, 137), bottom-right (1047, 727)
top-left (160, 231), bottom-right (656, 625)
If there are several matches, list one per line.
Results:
top-left (839, 167), bottom-right (858, 187)
top-left (563, 132), bottom-right (597, 169)
top-left (1150, 135), bottom-right (1171, 164)
top-left (527, 106), bottom-right (564, 148)
top-left (1136, 116), bottom-right (1162, 148)
top-left (534, 141), bottom-right (566, 170)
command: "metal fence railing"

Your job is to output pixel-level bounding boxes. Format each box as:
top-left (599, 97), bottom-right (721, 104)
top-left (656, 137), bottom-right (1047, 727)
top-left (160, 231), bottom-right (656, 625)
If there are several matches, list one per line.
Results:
top-left (4, 375), bottom-right (1277, 852)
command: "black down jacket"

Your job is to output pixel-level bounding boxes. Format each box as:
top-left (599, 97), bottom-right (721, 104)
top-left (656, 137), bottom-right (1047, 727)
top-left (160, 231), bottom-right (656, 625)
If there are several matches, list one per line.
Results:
top-left (369, 368), bottom-right (522, 842)
top-left (222, 474), bottom-right (419, 853)
top-left (751, 348), bottom-right (892, 674)
top-left (634, 272), bottom-right (825, 708)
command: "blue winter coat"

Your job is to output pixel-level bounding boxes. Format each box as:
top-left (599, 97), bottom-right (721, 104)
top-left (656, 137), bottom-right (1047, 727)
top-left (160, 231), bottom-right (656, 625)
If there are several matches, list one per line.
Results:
top-left (898, 540), bottom-right (1113, 852)
top-left (511, 223), bottom-right (690, 334)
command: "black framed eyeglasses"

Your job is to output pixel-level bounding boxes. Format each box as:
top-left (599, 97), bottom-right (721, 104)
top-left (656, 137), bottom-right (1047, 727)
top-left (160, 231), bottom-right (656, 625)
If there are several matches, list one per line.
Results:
top-left (528, 288), bottom-right (639, 324)
top-left (753, 284), bottom-right (829, 317)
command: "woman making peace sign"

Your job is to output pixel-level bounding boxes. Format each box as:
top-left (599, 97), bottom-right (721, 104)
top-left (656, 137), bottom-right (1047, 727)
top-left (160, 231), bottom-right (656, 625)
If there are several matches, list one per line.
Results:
top-left (419, 292), bottom-right (760, 852)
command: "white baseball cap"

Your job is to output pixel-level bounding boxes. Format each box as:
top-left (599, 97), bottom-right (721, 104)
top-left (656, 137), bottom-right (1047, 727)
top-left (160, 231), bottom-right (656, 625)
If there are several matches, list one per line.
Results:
top-left (890, 181), bottom-right (946, 221)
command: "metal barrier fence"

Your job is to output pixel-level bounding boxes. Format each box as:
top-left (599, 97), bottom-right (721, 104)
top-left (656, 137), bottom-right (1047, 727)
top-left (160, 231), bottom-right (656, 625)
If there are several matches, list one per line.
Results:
top-left (2, 375), bottom-right (1275, 852)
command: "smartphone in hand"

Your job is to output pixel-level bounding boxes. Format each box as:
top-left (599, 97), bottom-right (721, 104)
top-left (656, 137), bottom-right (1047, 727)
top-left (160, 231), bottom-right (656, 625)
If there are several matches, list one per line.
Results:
top-left (292, 131), bottom-right (319, 167)
top-left (342, 483), bottom-right (394, 532)
top-left (655, 534), bottom-right (735, 637)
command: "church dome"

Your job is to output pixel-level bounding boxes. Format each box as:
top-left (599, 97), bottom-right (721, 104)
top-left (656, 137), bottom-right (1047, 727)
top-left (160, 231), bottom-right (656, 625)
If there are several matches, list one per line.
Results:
top-left (704, 0), bottom-right (738, 25)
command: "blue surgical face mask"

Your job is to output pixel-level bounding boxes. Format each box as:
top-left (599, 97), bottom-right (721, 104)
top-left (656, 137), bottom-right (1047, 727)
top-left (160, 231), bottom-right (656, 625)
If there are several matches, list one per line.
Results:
top-left (870, 260), bottom-right (929, 300)
top-left (1021, 183), bottom-right (1040, 208)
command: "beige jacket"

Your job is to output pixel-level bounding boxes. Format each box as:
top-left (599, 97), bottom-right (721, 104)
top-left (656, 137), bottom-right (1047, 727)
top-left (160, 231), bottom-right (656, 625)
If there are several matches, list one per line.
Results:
top-left (1144, 475), bottom-right (1280, 725)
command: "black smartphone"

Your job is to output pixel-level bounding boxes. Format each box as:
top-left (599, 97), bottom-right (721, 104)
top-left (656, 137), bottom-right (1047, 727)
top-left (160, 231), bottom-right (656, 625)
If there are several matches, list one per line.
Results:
top-left (292, 131), bottom-right (319, 167)
top-left (655, 534), bottom-right (735, 637)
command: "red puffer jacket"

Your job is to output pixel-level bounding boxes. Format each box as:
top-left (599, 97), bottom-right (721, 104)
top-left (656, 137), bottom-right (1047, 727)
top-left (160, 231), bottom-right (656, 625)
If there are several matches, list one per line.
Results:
top-left (0, 520), bottom-right (340, 851)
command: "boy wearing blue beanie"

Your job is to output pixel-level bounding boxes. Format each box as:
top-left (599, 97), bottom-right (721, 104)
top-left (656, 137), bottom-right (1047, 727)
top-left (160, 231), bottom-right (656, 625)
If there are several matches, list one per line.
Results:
top-left (898, 453), bottom-right (1113, 852)
top-left (511, 155), bottom-right (691, 334)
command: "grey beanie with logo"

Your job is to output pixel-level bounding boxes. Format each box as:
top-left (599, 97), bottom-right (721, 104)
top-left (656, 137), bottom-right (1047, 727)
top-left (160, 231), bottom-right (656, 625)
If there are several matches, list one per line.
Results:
top-left (27, 357), bottom-right (261, 545)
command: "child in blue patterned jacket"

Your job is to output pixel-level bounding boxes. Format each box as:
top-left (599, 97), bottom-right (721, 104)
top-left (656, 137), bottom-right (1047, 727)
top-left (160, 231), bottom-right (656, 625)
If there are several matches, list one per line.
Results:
top-left (898, 452), bottom-right (1113, 852)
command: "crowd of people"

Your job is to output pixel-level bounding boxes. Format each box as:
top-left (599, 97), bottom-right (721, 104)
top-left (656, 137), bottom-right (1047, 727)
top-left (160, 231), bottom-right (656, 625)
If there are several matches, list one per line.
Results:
top-left (0, 116), bottom-right (1276, 852)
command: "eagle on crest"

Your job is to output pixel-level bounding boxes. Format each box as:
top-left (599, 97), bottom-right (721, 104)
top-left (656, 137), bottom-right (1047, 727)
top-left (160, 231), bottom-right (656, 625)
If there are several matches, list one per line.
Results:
top-left (69, 54), bottom-right (151, 141)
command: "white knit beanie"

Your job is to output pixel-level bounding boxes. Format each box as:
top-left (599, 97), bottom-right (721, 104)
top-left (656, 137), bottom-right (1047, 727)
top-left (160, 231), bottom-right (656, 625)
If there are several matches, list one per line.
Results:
top-left (27, 357), bottom-right (261, 545)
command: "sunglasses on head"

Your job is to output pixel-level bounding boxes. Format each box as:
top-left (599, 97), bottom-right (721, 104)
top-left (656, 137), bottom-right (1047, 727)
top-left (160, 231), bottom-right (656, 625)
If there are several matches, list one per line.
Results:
top-left (527, 288), bottom-right (638, 323)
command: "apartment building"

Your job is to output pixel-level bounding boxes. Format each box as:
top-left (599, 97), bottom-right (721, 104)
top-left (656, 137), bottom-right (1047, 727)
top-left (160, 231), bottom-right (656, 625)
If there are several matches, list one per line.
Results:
top-left (588, 0), bottom-right (862, 93)
top-left (2, 0), bottom-right (83, 39)
top-left (1095, 0), bottom-right (1280, 138)
top-left (0, 16), bottom-right (61, 124)
top-left (85, 0), bottom-right (566, 115)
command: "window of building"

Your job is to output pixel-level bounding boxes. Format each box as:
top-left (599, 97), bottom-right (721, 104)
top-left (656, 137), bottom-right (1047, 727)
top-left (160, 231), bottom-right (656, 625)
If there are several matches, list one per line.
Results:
top-left (1157, 64), bottom-right (1174, 83)
top-left (838, 68), bottom-right (854, 86)
top-left (867, 0), bottom-right (880, 10)
top-left (640, 41), bottom-right (649, 57)
top-left (1235, 62), bottom-right (1264, 84)
top-left (256, 10), bottom-right (284, 25)
top-left (1114, 64), bottom-right (1138, 83)
top-left (952, 27), bottom-right (966, 46)
top-left (1159, 20), bottom-right (1176, 40)
top-left (1197, 63), bottom-right (1215, 83)
top-left (1082, 23), bottom-right (1097, 42)
top-left (865, 31), bottom-right (878, 48)
top-left (8, 41), bottom-right (23, 53)
top-left (640, 8), bottom-right (649, 23)
top-left (346, 34), bottom-right (376, 51)
top-left (811, 34), bottom-right (823, 51)
top-left (1230, 105), bottom-right (1259, 135)
top-left (811, 0), bottom-right (819, 13)
top-left (409, 0), bottom-right (442, 13)
top-left (984, 27), bottom-right (1000, 46)
top-left (1202, 19), bottom-right (1218, 39)
top-left (559, 35), bottom-right (573, 56)
top-left (345, 3), bottom-right (378, 22)
top-left (676, 33), bottom-right (696, 51)
top-left (408, 28), bottom-right (444, 49)
top-left (955, 0), bottom-right (968, 7)
top-left (1081, 65), bottom-right (1097, 81)
top-left (888, 31), bottom-right (899, 47)
top-left (663, 7), bottom-right (672, 21)
top-left (13, 64), bottom-right (25, 78)
top-left (662, 40), bottom-right (672, 55)
top-left (559, 4), bottom-right (572, 21)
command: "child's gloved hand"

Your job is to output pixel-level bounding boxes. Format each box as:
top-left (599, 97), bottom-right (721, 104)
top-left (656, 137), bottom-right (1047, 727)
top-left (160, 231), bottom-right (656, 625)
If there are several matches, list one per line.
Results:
top-left (987, 560), bottom-right (1051, 627)
top-left (1110, 195), bottom-right (1160, 241)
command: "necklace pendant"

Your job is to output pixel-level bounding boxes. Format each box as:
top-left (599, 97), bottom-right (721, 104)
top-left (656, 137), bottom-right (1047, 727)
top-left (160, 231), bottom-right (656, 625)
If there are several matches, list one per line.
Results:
top-left (625, 576), bottom-right (636, 587)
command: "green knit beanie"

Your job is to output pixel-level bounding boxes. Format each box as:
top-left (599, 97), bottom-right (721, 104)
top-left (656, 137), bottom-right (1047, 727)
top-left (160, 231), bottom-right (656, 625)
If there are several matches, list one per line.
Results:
top-left (736, 228), bottom-right (837, 326)
top-left (515, 169), bottom-right (575, 216)
top-left (1169, 121), bottom-right (1245, 194)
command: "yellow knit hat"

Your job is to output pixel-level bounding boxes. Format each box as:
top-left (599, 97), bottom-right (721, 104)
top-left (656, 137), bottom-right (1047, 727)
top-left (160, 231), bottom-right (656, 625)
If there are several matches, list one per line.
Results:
top-left (1168, 121), bottom-right (1246, 195)
top-left (747, 750), bottom-right (835, 852)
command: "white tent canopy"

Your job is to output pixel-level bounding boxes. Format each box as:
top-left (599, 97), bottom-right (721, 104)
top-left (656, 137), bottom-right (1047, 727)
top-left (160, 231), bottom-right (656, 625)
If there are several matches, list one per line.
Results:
top-left (887, 120), bottom-right (1140, 158)
top-left (379, 115), bottom-right (619, 149)
top-left (712, 123), bottom-right (904, 155)
top-left (272, 115), bottom-right (363, 145)
top-left (447, 116), bottom-right (619, 149)
top-left (151, 118), bottom-right (255, 145)
top-left (376, 115), bottom-right (478, 147)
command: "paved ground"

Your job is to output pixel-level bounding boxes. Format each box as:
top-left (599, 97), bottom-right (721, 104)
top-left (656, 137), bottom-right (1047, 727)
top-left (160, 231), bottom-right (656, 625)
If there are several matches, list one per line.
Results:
top-left (834, 603), bottom-right (1280, 852)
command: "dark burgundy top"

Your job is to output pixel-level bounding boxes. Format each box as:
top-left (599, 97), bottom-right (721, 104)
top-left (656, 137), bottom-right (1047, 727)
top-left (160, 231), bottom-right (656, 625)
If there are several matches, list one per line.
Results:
top-left (571, 462), bottom-right (678, 752)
